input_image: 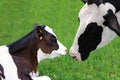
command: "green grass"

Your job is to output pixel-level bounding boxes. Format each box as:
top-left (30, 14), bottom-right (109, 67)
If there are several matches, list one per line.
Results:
top-left (0, 0), bottom-right (120, 80)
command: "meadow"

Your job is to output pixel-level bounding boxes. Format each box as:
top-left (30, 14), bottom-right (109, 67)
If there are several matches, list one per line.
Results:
top-left (0, 0), bottom-right (120, 80)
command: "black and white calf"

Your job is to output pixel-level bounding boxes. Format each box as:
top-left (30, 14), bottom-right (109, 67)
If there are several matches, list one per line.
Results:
top-left (70, 0), bottom-right (120, 61)
top-left (0, 24), bottom-right (67, 80)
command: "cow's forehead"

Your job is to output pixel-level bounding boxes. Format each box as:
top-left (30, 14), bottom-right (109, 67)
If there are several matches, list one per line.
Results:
top-left (78, 3), bottom-right (116, 29)
top-left (79, 3), bottom-right (115, 19)
top-left (79, 4), bottom-right (101, 25)
top-left (44, 26), bottom-right (56, 36)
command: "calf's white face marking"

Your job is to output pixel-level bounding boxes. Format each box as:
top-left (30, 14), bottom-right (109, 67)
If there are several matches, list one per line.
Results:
top-left (70, 2), bottom-right (120, 61)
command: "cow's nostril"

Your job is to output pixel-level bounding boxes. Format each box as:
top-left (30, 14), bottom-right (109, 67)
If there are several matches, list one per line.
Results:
top-left (72, 56), bottom-right (77, 59)
top-left (72, 56), bottom-right (79, 61)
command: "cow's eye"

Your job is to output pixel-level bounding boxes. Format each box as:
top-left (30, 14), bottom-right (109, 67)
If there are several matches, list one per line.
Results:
top-left (50, 36), bottom-right (57, 43)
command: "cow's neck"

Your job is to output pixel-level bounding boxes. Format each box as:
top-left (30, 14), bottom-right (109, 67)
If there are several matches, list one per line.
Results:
top-left (23, 47), bottom-right (38, 72)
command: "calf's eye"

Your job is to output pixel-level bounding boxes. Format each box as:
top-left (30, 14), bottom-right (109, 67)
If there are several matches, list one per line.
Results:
top-left (50, 36), bottom-right (57, 43)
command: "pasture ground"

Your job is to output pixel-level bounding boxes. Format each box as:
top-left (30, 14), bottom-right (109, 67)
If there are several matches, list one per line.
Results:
top-left (0, 0), bottom-right (120, 80)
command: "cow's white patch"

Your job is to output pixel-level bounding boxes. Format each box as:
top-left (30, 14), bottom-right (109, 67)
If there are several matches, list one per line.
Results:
top-left (99, 3), bottom-right (116, 16)
top-left (97, 27), bottom-right (116, 48)
top-left (0, 46), bottom-right (20, 80)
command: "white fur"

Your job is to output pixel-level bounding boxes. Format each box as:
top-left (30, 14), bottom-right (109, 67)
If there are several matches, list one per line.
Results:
top-left (97, 27), bottom-right (116, 48)
top-left (0, 46), bottom-right (20, 80)
top-left (45, 26), bottom-right (56, 36)
top-left (32, 76), bottom-right (51, 80)
top-left (29, 71), bottom-right (39, 77)
top-left (70, 2), bottom-right (119, 61)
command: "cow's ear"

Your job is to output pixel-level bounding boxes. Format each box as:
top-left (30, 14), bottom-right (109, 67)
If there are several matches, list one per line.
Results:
top-left (81, 0), bottom-right (87, 3)
top-left (103, 9), bottom-right (120, 36)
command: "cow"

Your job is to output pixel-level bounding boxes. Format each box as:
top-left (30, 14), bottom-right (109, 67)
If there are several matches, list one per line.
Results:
top-left (70, 0), bottom-right (120, 61)
top-left (0, 24), bottom-right (67, 80)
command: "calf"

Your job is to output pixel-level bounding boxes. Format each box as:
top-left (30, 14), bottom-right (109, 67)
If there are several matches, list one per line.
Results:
top-left (0, 24), bottom-right (67, 80)
top-left (70, 0), bottom-right (120, 61)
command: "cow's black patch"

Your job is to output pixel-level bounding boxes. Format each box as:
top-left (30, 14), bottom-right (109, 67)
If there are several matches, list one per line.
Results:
top-left (0, 64), bottom-right (5, 79)
top-left (103, 9), bottom-right (120, 36)
top-left (87, 0), bottom-right (102, 6)
top-left (78, 22), bottom-right (103, 61)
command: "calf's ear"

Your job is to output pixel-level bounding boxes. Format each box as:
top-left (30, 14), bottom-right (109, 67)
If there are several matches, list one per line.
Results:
top-left (103, 9), bottom-right (120, 36)
top-left (35, 24), bottom-right (44, 40)
top-left (34, 23), bottom-right (38, 29)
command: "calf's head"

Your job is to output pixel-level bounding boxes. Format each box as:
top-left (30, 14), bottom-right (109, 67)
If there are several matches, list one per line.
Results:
top-left (70, 0), bottom-right (120, 61)
top-left (35, 24), bottom-right (67, 62)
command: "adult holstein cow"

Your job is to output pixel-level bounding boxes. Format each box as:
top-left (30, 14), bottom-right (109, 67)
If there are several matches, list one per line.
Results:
top-left (0, 24), bottom-right (67, 80)
top-left (70, 0), bottom-right (120, 61)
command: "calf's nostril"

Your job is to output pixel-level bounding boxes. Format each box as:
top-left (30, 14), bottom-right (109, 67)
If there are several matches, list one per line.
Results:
top-left (65, 49), bottom-right (67, 52)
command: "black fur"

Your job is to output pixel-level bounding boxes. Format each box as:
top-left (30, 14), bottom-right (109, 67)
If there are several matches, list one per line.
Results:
top-left (81, 0), bottom-right (87, 3)
top-left (103, 9), bottom-right (120, 36)
top-left (78, 23), bottom-right (103, 61)
top-left (87, 0), bottom-right (102, 6)
top-left (0, 64), bottom-right (5, 79)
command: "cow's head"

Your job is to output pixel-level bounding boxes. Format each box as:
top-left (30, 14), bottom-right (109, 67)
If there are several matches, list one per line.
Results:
top-left (70, 0), bottom-right (120, 61)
